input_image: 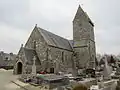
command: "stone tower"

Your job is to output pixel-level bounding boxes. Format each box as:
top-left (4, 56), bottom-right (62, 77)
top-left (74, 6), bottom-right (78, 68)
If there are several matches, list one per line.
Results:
top-left (73, 5), bottom-right (96, 69)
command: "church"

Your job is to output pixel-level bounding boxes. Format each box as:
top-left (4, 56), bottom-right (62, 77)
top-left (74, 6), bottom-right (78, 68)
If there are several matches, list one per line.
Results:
top-left (13, 5), bottom-right (96, 75)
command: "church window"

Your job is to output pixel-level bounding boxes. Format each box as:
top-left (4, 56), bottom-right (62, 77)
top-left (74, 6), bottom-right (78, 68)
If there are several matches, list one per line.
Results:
top-left (33, 40), bottom-right (36, 49)
top-left (36, 41), bottom-right (38, 47)
top-left (5, 57), bottom-right (8, 60)
top-left (50, 68), bottom-right (54, 73)
top-left (39, 60), bottom-right (41, 65)
top-left (46, 48), bottom-right (49, 61)
top-left (79, 23), bottom-right (82, 27)
top-left (62, 52), bottom-right (64, 62)
top-left (65, 54), bottom-right (68, 63)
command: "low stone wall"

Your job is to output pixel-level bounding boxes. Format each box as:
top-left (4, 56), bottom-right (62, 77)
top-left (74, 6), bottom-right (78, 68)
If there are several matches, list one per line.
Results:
top-left (98, 80), bottom-right (117, 90)
top-left (0, 66), bottom-right (14, 70)
top-left (70, 78), bottom-right (97, 89)
top-left (11, 81), bottom-right (28, 90)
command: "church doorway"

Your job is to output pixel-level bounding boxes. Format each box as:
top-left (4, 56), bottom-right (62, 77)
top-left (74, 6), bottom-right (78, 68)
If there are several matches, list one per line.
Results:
top-left (50, 68), bottom-right (54, 73)
top-left (17, 62), bottom-right (22, 74)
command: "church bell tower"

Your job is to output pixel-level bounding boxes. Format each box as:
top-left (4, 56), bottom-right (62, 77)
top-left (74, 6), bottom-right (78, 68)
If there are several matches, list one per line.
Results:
top-left (73, 5), bottom-right (96, 69)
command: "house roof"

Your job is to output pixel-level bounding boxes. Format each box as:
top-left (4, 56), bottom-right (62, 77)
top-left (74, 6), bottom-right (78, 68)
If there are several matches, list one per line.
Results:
top-left (23, 48), bottom-right (41, 65)
top-left (69, 40), bottom-right (74, 49)
top-left (37, 27), bottom-right (73, 51)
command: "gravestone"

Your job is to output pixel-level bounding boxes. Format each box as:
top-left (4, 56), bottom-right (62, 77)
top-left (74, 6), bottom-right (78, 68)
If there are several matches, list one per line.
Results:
top-left (102, 56), bottom-right (112, 80)
top-left (116, 67), bottom-right (120, 75)
top-left (85, 69), bottom-right (96, 78)
top-left (116, 78), bottom-right (120, 90)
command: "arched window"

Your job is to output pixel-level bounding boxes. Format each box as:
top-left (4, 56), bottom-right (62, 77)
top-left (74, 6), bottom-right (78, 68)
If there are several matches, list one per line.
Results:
top-left (33, 40), bottom-right (36, 49)
top-left (62, 51), bottom-right (64, 62)
top-left (5, 57), bottom-right (8, 60)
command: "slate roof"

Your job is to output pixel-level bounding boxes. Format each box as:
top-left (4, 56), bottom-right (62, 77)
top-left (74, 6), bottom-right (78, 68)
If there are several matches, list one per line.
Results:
top-left (37, 27), bottom-right (73, 51)
top-left (69, 40), bottom-right (74, 49)
top-left (23, 48), bottom-right (41, 65)
top-left (73, 5), bottom-right (94, 26)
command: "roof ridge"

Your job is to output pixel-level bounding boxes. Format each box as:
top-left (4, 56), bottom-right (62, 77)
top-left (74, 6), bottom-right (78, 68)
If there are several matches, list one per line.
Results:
top-left (37, 27), bottom-right (70, 42)
top-left (37, 27), bottom-right (73, 51)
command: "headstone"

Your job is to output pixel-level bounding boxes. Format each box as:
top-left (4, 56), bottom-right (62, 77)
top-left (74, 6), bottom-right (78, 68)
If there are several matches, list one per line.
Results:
top-left (116, 78), bottom-right (120, 90)
top-left (32, 56), bottom-right (36, 75)
top-left (57, 86), bottom-right (64, 90)
top-left (116, 67), bottom-right (120, 75)
top-left (90, 85), bottom-right (99, 90)
top-left (85, 69), bottom-right (95, 78)
top-left (102, 56), bottom-right (112, 80)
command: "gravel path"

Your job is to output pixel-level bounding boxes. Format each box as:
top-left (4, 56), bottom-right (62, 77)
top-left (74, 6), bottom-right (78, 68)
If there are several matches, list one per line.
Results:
top-left (0, 69), bottom-right (42, 90)
top-left (0, 69), bottom-right (21, 90)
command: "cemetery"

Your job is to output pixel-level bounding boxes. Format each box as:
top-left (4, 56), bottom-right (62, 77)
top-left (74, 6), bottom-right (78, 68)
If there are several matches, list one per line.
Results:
top-left (0, 3), bottom-right (120, 90)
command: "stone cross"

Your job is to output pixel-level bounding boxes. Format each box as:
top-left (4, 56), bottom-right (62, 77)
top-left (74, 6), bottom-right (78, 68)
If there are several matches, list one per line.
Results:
top-left (32, 56), bottom-right (36, 75)
top-left (103, 56), bottom-right (112, 80)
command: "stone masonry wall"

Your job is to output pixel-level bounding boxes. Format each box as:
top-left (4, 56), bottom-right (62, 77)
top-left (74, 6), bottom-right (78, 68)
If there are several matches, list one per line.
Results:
top-left (25, 27), bottom-right (47, 72)
top-left (47, 46), bottom-right (73, 73)
top-left (14, 27), bottom-right (48, 74)
top-left (13, 47), bottom-right (27, 74)
top-left (73, 6), bottom-right (96, 69)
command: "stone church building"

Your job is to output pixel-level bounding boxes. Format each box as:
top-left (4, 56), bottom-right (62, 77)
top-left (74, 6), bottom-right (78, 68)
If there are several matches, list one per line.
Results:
top-left (13, 5), bottom-right (96, 75)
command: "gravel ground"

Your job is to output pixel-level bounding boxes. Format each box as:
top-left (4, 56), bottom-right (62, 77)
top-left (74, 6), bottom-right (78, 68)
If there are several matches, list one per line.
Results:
top-left (0, 69), bottom-right (118, 90)
top-left (0, 69), bottom-right (42, 90)
top-left (0, 69), bottom-right (21, 90)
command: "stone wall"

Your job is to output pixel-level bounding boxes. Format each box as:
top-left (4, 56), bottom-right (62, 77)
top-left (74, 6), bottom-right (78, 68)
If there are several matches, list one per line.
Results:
top-left (24, 27), bottom-right (48, 73)
top-left (24, 65), bottom-right (41, 74)
top-left (73, 6), bottom-right (96, 69)
top-left (13, 48), bottom-right (27, 74)
top-left (47, 46), bottom-right (73, 73)
top-left (89, 41), bottom-right (96, 68)
top-left (74, 47), bottom-right (89, 69)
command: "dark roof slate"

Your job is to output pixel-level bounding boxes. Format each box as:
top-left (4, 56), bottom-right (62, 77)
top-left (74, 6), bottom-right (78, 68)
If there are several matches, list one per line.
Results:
top-left (69, 40), bottom-right (74, 49)
top-left (37, 27), bottom-right (73, 51)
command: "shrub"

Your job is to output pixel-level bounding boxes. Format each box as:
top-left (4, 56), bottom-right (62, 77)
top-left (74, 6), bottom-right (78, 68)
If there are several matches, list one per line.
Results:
top-left (73, 84), bottom-right (87, 90)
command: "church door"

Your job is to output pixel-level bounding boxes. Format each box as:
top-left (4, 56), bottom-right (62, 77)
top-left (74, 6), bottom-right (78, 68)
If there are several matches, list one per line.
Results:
top-left (50, 68), bottom-right (54, 73)
top-left (17, 62), bottom-right (22, 74)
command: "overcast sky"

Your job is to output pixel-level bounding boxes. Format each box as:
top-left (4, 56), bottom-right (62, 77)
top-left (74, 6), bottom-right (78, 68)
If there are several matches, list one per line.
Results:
top-left (0, 0), bottom-right (120, 55)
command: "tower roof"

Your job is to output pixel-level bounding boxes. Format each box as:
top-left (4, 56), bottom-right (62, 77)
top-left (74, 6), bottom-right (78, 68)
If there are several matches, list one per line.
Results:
top-left (73, 5), bottom-right (94, 26)
top-left (73, 5), bottom-right (84, 21)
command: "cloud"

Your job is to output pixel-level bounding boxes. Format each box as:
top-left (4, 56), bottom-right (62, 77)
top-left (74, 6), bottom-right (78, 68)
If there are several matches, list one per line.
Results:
top-left (0, 0), bottom-right (120, 55)
top-left (79, 0), bottom-right (120, 55)
top-left (0, 0), bottom-right (30, 29)
top-left (0, 22), bottom-right (32, 53)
